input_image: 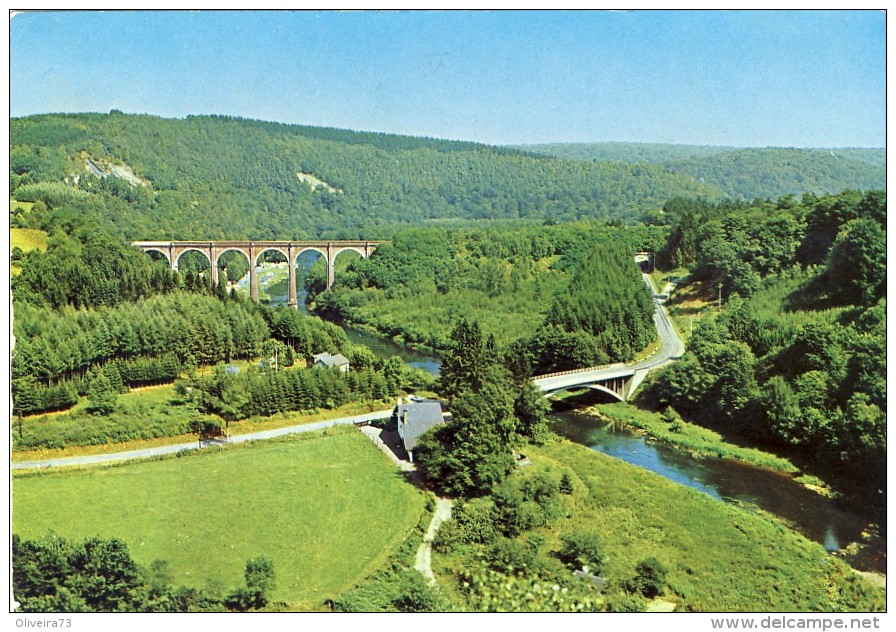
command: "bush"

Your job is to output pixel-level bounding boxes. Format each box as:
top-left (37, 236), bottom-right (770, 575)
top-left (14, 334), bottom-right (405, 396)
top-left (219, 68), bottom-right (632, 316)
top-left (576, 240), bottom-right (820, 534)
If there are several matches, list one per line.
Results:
top-left (606, 590), bottom-right (646, 612)
top-left (557, 531), bottom-right (606, 574)
top-left (432, 499), bottom-right (497, 552)
top-left (628, 557), bottom-right (668, 598)
top-left (487, 537), bottom-right (536, 573)
top-left (492, 485), bottom-right (547, 537)
top-left (335, 569), bottom-right (446, 612)
top-left (490, 467), bottom-right (567, 537)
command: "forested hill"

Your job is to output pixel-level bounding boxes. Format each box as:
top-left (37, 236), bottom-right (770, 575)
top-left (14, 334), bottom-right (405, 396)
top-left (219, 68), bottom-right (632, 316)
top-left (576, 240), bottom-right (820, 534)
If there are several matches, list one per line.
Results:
top-left (9, 113), bottom-right (722, 240)
top-left (517, 142), bottom-right (885, 200)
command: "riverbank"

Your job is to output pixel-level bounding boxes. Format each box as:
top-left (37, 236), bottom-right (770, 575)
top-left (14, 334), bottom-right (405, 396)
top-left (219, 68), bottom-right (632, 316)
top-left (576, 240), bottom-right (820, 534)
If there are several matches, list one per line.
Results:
top-left (430, 436), bottom-right (885, 611)
top-left (550, 402), bottom-right (886, 575)
top-left (591, 402), bottom-right (801, 477)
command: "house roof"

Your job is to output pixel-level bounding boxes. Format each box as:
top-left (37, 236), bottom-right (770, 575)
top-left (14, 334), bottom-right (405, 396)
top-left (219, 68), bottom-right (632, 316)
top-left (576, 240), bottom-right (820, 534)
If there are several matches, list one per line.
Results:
top-left (313, 352), bottom-right (350, 368)
top-left (395, 401), bottom-right (445, 453)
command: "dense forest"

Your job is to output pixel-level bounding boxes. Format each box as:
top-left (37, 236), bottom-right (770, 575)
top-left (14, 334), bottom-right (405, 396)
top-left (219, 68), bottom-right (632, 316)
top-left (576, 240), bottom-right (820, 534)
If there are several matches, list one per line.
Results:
top-left (520, 142), bottom-right (885, 200)
top-left (643, 190), bottom-right (886, 486)
top-left (312, 222), bottom-right (663, 355)
top-left (10, 112), bottom-right (721, 240)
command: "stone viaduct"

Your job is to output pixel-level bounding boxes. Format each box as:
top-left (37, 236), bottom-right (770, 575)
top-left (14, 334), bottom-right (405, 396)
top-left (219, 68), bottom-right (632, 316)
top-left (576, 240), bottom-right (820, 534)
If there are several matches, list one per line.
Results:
top-left (132, 240), bottom-right (378, 307)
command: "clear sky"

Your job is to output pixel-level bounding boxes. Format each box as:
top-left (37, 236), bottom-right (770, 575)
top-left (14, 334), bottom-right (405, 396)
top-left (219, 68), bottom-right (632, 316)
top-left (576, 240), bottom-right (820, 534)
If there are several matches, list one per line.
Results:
top-left (8, 9), bottom-right (886, 147)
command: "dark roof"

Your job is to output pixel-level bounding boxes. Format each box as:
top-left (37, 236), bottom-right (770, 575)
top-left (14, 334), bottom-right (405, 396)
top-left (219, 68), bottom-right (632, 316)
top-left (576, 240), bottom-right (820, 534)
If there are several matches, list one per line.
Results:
top-left (395, 402), bottom-right (445, 452)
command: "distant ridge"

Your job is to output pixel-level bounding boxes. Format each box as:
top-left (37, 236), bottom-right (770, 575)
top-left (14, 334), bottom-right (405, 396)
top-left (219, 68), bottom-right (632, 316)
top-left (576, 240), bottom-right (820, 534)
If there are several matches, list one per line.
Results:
top-left (515, 142), bottom-right (885, 199)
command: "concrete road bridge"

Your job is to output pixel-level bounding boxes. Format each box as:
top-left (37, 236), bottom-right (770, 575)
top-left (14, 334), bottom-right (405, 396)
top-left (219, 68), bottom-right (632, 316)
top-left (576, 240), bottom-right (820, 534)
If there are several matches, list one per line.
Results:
top-left (531, 274), bottom-right (685, 401)
top-left (132, 240), bottom-right (378, 306)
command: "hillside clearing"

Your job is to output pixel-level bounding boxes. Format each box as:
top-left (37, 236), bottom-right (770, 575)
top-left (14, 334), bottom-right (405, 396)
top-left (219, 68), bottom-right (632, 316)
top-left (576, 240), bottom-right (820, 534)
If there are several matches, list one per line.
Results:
top-left (11, 228), bottom-right (48, 253)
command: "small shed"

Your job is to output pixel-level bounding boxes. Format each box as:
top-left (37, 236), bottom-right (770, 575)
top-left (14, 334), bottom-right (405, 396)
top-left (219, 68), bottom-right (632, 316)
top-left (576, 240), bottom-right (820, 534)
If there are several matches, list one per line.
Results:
top-left (312, 352), bottom-right (350, 373)
top-left (394, 399), bottom-right (446, 462)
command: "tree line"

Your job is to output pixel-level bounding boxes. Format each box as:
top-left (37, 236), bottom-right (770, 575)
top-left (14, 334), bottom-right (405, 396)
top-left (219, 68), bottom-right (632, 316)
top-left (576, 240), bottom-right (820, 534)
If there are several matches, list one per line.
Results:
top-left (522, 142), bottom-right (885, 200)
top-left (179, 348), bottom-right (423, 424)
top-left (12, 534), bottom-right (282, 612)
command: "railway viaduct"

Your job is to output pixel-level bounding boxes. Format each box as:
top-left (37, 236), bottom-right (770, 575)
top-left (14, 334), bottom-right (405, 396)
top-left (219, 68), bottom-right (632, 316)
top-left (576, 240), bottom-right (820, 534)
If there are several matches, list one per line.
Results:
top-left (132, 240), bottom-right (378, 307)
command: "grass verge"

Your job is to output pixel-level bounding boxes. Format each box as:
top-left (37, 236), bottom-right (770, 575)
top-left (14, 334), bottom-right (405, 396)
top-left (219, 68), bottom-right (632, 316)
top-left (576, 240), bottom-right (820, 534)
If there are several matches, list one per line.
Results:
top-left (12, 382), bottom-right (394, 461)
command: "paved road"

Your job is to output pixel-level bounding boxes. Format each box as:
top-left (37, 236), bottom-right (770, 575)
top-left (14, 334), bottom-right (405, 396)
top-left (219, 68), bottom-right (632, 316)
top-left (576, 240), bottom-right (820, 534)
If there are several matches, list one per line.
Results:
top-left (11, 408), bottom-right (394, 471)
top-left (631, 273), bottom-right (686, 369)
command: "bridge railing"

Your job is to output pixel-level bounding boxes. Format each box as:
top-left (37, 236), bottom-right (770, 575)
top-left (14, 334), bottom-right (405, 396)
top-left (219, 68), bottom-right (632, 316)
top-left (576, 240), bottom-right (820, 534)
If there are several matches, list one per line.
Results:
top-left (531, 362), bottom-right (627, 381)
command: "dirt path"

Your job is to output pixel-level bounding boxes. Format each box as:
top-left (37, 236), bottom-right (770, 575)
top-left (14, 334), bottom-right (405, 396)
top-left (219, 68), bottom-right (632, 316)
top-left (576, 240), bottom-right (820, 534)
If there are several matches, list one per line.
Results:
top-left (415, 498), bottom-right (453, 585)
top-left (357, 424), bottom-right (453, 584)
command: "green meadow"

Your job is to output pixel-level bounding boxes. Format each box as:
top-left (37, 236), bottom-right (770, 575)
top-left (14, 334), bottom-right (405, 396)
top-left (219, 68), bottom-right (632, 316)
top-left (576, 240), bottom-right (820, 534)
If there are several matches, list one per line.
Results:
top-left (432, 438), bottom-right (884, 612)
top-left (12, 428), bottom-right (426, 610)
top-left (529, 440), bottom-right (881, 610)
top-left (10, 228), bottom-right (47, 252)
top-left (10, 224), bottom-right (47, 275)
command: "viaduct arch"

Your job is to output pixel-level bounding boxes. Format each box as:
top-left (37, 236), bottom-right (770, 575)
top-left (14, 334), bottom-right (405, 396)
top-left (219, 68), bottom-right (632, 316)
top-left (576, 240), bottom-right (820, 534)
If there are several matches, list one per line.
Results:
top-left (132, 240), bottom-right (378, 307)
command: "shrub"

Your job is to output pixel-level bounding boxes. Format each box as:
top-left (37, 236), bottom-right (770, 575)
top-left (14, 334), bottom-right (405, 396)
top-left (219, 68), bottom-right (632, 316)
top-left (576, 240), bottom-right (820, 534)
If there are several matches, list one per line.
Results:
top-left (432, 499), bottom-right (497, 552)
top-left (606, 590), bottom-right (646, 612)
top-left (487, 537), bottom-right (536, 573)
top-left (492, 468), bottom-right (565, 536)
top-left (628, 557), bottom-right (669, 598)
top-left (557, 531), bottom-right (606, 574)
top-left (335, 569), bottom-right (446, 612)
top-left (492, 485), bottom-right (546, 537)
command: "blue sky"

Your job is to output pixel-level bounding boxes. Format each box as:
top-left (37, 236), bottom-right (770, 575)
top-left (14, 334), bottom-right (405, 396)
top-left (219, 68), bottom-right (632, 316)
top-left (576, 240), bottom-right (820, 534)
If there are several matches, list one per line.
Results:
top-left (9, 9), bottom-right (886, 147)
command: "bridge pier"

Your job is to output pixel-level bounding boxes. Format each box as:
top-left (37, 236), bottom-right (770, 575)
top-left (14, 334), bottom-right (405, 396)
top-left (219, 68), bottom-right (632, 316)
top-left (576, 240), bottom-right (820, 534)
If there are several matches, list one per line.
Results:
top-left (326, 243), bottom-right (336, 289)
top-left (208, 245), bottom-right (218, 291)
top-left (287, 245), bottom-right (298, 307)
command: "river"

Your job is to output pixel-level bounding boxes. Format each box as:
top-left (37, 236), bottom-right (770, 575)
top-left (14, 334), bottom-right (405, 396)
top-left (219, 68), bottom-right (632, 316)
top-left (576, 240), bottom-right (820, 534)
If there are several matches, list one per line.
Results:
top-left (255, 268), bottom-right (886, 574)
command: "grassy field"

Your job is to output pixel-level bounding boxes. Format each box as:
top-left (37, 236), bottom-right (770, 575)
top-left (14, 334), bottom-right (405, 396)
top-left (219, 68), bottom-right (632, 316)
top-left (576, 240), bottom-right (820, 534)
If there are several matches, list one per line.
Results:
top-left (12, 428), bottom-right (426, 610)
top-left (11, 198), bottom-right (35, 213)
top-left (433, 438), bottom-right (884, 612)
top-left (10, 225), bottom-right (48, 275)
